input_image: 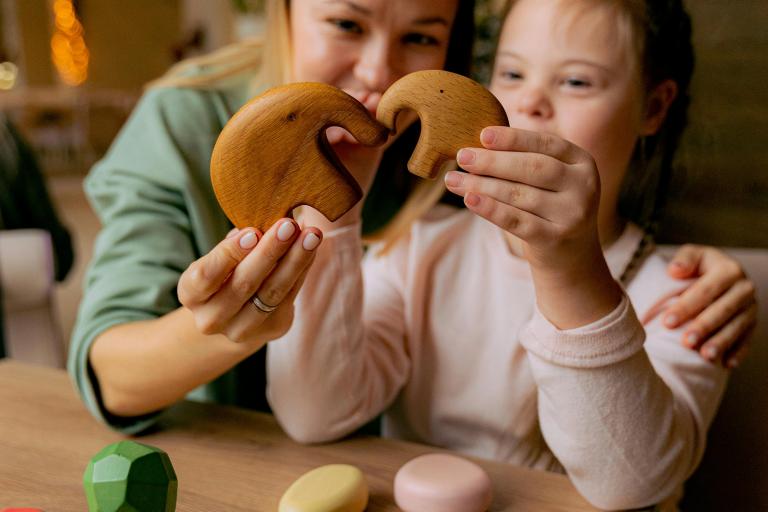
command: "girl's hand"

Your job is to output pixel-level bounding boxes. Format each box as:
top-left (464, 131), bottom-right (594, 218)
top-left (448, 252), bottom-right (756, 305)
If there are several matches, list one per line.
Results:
top-left (446, 126), bottom-right (622, 329)
top-left (446, 126), bottom-right (602, 272)
top-left (177, 219), bottom-right (322, 345)
top-left (663, 245), bottom-right (757, 368)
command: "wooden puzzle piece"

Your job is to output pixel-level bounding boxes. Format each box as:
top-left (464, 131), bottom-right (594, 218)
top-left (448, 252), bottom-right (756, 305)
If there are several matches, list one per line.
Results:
top-left (377, 70), bottom-right (509, 179)
top-left (211, 82), bottom-right (389, 232)
top-left (278, 464), bottom-right (368, 512)
top-left (83, 440), bottom-right (177, 512)
top-left (394, 453), bottom-right (492, 512)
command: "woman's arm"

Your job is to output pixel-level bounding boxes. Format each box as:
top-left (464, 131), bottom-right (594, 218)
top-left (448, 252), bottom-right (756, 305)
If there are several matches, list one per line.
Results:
top-left (90, 222), bottom-right (317, 417)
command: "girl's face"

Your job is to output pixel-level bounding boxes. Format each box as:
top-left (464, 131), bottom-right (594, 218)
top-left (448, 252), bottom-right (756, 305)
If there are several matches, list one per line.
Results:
top-left (290, 0), bottom-right (458, 113)
top-left (490, 0), bottom-right (669, 225)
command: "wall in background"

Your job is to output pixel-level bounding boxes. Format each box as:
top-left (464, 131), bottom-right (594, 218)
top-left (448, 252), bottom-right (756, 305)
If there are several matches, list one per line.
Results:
top-left (659, 1), bottom-right (768, 247)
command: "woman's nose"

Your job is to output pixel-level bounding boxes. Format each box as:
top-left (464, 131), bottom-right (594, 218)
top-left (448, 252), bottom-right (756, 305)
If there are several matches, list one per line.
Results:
top-left (354, 38), bottom-right (398, 93)
top-left (516, 85), bottom-right (553, 119)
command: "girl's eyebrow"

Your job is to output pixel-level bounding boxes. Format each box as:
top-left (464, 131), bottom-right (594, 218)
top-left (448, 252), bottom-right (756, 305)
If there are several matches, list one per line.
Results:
top-left (560, 59), bottom-right (613, 74)
top-left (324, 0), bottom-right (448, 26)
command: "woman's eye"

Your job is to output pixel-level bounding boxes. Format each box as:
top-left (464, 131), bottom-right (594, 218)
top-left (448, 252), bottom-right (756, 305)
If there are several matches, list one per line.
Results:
top-left (329, 18), bottom-right (363, 34)
top-left (403, 33), bottom-right (439, 46)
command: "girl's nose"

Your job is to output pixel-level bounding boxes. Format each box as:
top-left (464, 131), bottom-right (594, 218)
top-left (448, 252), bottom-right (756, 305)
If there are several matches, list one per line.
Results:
top-left (516, 86), bottom-right (553, 119)
top-left (354, 38), bottom-right (397, 93)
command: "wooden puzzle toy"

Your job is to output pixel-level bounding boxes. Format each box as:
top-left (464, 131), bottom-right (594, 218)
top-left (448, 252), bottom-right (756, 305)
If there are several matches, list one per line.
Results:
top-left (376, 70), bottom-right (508, 179)
top-left (211, 70), bottom-right (508, 233)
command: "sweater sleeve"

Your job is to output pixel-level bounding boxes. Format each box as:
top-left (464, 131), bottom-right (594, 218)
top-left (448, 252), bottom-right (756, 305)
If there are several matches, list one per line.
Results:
top-left (520, 267), bottom-right (728, 510)
top-left (266, 224), bottom-right (411, 443)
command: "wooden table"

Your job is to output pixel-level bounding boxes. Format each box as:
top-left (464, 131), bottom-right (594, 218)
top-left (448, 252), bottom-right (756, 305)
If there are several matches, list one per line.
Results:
top-left (0, 361), bottom-right (596, 511)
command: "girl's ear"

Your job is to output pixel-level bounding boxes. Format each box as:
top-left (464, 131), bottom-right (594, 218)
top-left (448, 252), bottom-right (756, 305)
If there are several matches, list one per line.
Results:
top-left (641, 79), bottom-right (678, 136)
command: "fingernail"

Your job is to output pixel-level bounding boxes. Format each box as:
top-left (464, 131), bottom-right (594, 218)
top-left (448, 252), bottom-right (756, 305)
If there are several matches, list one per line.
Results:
top-left (445, 171), bottom-right (462, 187)
top-left (457, 148), bottom-right (475, 166)
top-left (302, 232), bottom-right (321, 251)
top-left (684, 332), bottom-right (699, 347)
top-left (277, 221), bottom-right (297, 241)
top-left (727, 358), bottom-right (739, 369)
top-left (704, 346), bottom-right (717, 360)
top-left (239, 230), bottom-right (258, 249)
top-left (664, 314), bottom-right (678, 328)
top-left (481, 128), bottom-right (496, 145)
top-left (465, 193), bottom-right (481, 207)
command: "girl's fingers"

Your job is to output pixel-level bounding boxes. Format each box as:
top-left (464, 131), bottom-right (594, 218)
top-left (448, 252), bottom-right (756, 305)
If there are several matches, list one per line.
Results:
top-left (479, 126), bottom-right (586, 165)
top-left (724, 320), bottom-right (755, 369)
top-left (680, 279), bottom-right (757, 348)
top-left (445, 170), bottom-right (555, 220)
top-left (178, 228), bottom-right (261, 307)
top-left (463, 192), bottom-right (548, 241)
top-left (456, 148), bottom-right (565, 191)
top-left (667, 244), bottom-right (704, 279)
top-left (662, 268), bottom-right (743, 328)
top-left (698, 303), bottom-right (757, 366)
top-left (195, 219), bottom-right (301, 333)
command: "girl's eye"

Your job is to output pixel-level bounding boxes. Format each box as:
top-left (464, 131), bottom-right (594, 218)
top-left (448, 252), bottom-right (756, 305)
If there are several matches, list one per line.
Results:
top-left (329, 18), bottom-right (363, 34)
top-left (563, 77), bottom-right (592, 89)
top-left (403, 33), bottom-right (439, 46)
top-left (499, 70), bottom-right (523, 81)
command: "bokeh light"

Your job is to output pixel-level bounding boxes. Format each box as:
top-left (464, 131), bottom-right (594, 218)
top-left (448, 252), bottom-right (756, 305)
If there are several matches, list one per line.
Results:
top-left (50, 0), bottom-right (89, 86)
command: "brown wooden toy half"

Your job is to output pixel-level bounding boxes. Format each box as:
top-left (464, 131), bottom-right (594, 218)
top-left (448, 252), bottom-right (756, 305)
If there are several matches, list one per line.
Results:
top-left (376, 70), bottom-right (509, 179)
top-left (211, 82), bottom-right (389, 232)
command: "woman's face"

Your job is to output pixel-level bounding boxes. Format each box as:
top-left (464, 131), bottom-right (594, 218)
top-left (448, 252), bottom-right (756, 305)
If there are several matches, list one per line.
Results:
top-left (290, 0), bottom-right (458, 123)
top-left (490, 0), bottom-right (659, 224)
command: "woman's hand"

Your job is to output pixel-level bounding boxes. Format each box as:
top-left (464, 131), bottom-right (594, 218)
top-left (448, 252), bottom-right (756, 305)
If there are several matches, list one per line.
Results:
top-left (177, 219), bottom-right (322, 345)
top-left (663, 245), bottom-right (757, 368)
top-left (446, 126), bottom-right (622, 328)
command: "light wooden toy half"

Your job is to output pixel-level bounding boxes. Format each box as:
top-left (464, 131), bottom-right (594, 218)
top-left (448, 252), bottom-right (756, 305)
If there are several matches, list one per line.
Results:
top-left (377, 70), bottom-right (509, 179)
top-left (211, 82), bottom-right (389, 232)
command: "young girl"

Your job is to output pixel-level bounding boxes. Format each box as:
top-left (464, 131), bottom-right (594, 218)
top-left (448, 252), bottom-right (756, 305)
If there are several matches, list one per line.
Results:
top-left (265, 0), bottom-right (738, 508)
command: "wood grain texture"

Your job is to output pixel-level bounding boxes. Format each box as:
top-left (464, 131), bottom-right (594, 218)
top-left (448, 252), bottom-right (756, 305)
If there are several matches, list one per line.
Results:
top-left (0, 361), bottom-right (597, 511)
top-left (377, 70), bottom-right (509, 179)
top-left (211, 82), bottom-right (388, 232)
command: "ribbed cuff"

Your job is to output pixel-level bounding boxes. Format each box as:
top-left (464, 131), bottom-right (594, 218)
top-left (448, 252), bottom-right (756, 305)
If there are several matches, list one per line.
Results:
top-left (520, 294), bottom-right (646, 368)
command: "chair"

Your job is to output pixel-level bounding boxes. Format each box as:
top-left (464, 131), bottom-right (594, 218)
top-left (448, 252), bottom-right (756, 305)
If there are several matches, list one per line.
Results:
top-left (0, 229), bottom-right (65, 367)
top-left (656, 247), bottom-right (768, 511)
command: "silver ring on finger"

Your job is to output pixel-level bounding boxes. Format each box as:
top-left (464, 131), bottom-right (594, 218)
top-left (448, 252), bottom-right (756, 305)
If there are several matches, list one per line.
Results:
top-left (251, 293), bottom-right (278, 314)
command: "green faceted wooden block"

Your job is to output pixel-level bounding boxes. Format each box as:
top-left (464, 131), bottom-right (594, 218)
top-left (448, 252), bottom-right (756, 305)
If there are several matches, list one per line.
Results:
top-left (83, 441), bottom-right (177, 512)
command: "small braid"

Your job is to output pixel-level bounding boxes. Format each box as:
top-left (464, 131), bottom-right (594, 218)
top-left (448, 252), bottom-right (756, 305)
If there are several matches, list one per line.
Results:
top-left (619, 224), bottom-right (656, 286)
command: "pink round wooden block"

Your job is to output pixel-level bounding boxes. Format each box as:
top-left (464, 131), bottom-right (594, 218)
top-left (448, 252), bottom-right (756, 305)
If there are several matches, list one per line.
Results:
top-left (394, 453), bottom-right (493, 512)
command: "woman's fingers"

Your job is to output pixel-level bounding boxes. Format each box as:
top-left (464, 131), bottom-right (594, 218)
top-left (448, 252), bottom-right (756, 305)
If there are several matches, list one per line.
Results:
top-left (680, 279), bottom-right (757, 348)
top-left (255, 229), bottom-right (322, 307)
top-left (178, 228), bottom-right (261, 307)
top-left (195, 219), bottom-right (304, 333)
top-left (698, 303), bottom-right (757, 367)
top-left (666, 244), bottom-right (704, 279)
top-left (479, 126), bottom-right (586, 165)
top-left (663, 263), bottom-right (744, 328)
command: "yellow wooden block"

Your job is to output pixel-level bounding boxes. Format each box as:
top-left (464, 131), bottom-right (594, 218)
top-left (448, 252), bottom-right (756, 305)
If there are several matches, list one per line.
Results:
top-left (279, 464), bottom-right (368, 512)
